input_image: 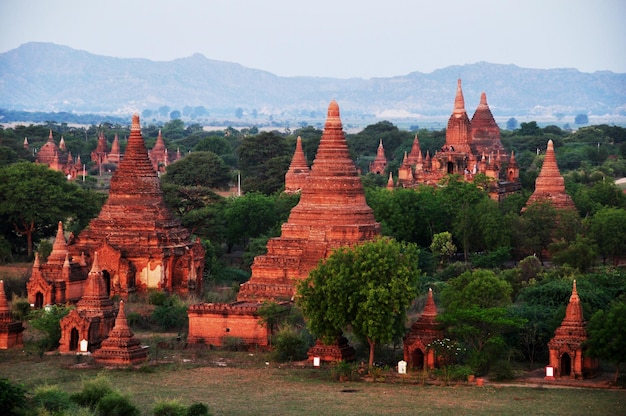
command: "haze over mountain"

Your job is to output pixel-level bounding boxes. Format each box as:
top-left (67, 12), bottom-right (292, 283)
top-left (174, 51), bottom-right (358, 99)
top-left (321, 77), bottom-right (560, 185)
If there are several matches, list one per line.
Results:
top-left (1, 42), bottom-right (625, 123)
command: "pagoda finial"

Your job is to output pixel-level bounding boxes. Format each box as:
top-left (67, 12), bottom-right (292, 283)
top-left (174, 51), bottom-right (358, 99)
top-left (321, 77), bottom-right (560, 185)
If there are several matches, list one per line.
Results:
top-left (422, 287), bottom-right (437, 317)
top-left (48, 129), bottom-right (54, 142)
top-left (90, 251), bottom-right (101, 274)
top-left (131, 114), bottom-right (141, 131)
top-left (33, 252), bottom-right (40, 268)
top-left (454, 79), bottom-right (465, 113)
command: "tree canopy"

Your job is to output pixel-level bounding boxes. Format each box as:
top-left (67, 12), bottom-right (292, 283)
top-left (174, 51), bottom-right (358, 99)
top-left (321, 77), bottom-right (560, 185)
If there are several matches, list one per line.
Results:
top-left (297, 237), bottom-right (422, 367)
top-left (162, 151), bottom-right (231, 189)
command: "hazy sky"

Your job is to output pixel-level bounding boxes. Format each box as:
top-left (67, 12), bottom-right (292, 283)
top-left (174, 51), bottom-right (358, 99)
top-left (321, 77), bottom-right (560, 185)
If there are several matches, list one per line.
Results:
top-left (1, 0), bottom-right (625, 78)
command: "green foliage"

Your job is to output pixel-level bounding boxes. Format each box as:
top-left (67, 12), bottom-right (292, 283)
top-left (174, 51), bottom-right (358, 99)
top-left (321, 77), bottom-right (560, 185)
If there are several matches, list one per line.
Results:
top-left (0, 378), bottom-right (27, 415)
top-left (586, 298), bottom-right (626, 383)
top-left (28, 305), bottom-right (71, 351)
top-left (95, 391), bottom-right (140, 416)
top-left (430, 231), bottom-right (456, 266)
top-left (70, 376), bottom-right (114, 409)
top-left (162, 152), bottom-right (231, 189)
top-left (148, 290), bottom-right (168, 306)
top-left (470, 246), bottom-right (511, 269)
top-left (222, 336), bottom-right (245, 351)
top-left (37, 239), bottom-right (53, 262)
top-left (298, 237), bottom-right (422, 367)
top-left (271, 326), bottom-right (310, 362)
top-left (588, 207), bottom-right (626, 265)
top-left (32, 384), bottom-right (73, 413)
top-left (330, 361), bottom-right (360, 381)
top-left (153, 399), bottom-right (187, 416)
top-left (186, 403), bottom-right (211, 416)
top-left (237, 132), bottom-right (291, 194)
top-left (151, 298), bottom-right (188, 332)
top-left (257, 301), bottom-right (289, 338)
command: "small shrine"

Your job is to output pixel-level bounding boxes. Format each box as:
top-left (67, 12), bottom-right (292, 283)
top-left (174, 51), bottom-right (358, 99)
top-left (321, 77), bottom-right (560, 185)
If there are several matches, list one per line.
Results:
top-left (35, 129), bottom-right (82, 179)
top-left (0, 280), bottom-right (24, 349)
top-left (403, 288), bottom-right (443, 370)
top-left (547, 280), bottom-right (598, 379)
top-left (188, 101), bottom-right (381, 352)
top-left (369, 139), bottom-right (388, 174)
top-left (93, 300), bottom-right (149, 367)
top-left (58, 252), bottom-right (116, 353)
top-left (149, 129), bottom-right (180, 173)
top-left (524, 139), bottom-right (577, 211)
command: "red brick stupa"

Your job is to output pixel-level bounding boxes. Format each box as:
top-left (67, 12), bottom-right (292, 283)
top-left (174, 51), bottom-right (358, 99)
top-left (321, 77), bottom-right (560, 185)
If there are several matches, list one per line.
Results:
top-left (369, 139), bottom-right (388, 174)
top-left (403, 288), bottom-right (443, 370)
top-left (470, 92), bottom-right (503, 156)
top-left (524, 139), bottom-right (576, 211)
top-left (188, 101), bottom-right (381, 348)
top-left (284, 136), bottom-right (310, 194)
top-left (65, 114), bottom-right (204, 296)
top-left (59, 252), bottom-right (116, 353)
top-left (547, 281), bottom-right (598, 379)
top-left (0, 280), bottom-right (24, 349)
top-left (93, 300), bottom-right (149, 366)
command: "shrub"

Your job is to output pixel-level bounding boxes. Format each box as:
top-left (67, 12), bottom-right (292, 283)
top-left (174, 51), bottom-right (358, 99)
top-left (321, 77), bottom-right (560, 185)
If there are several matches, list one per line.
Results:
top-left (70, 376), bottom-right (114, 409)
top-left (11, 296), bottom-right (31, 321)
top-left (271, 327), bottom-right (309, 362)
top-left (151, 303), bottom-right (188, 331)
top-left (32, 385), bottom-right (73, 413)
top-left (95, 392), bottom-right (140, 416)
top-left (447, 364), bottom-right (474, 381)
top-left (28, 305), bottom-right (71, 351)
top-left (148, 290), bottom-right (168, 306)
top-left (187, 402), bottom-right (211, 416)
top-left (0, 378), bottom-right (27, 415)
top-left (491, 360), bottom-right (516, 381)
top-left (153, 399), bottom-right (187, 416)
top-left (222, 336), bottom-right (244, 351)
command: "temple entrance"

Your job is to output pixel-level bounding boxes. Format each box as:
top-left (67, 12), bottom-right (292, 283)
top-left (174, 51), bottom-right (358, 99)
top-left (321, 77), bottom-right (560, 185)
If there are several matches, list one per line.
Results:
top-left (411, 348), bottom-right (425, 370)
top-left (560, 353), bottom-right (571, 377)
top-left (35, 292), bottom-right (44, 309)
top-left (70, 328), bottom-right (79, 351)
top-left (102, 270), bottom-right (111, 296)
top-left (447, 161), bottom-right (454, 174)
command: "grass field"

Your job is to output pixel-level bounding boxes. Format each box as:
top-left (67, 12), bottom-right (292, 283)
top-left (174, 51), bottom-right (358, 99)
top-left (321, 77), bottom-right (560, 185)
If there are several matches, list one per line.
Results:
top-left (1, 344), bottom-right (624, 416)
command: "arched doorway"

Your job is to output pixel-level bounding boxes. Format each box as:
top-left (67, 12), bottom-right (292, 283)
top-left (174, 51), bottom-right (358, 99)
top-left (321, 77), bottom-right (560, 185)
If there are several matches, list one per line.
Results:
top-left (35, 292), bottom-right (44, 309)
top-left (447, 161), bottom-right (455, 174)
top-left (412, 348), bottom-right (425, 370)
top-left (70, 328), bottom-right (79, 351)
top-left (102, 270), bottom-right (111, 296)
top-left (560, 353), bottom-right (571, 377)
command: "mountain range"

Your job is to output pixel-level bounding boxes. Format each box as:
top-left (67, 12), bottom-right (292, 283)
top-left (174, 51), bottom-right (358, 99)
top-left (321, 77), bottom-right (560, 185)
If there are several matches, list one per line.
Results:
top-left (1, 42), bottom-right (625, 123)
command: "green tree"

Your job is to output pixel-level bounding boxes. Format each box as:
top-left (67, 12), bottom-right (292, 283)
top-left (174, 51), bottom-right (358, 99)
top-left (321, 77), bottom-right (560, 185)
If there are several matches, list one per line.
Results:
top-left (438, 270), bottom-right (524, 373)
top-left (585, 298), bottom-right (626, 383)
top-left (237, 132), bottom-right (291, 194)
top-left (0, 162), bottom-right (103, 257)
top-left (162, 152), bottom-right (231, 189)
top-left (297, 237), bottom-right (422, 367)
top-left (430, 231), bottom-right (456, 266)
top-left (589, 207), bottom-right (626, 265)
top-left (223, 193), bottom-right (277, 249)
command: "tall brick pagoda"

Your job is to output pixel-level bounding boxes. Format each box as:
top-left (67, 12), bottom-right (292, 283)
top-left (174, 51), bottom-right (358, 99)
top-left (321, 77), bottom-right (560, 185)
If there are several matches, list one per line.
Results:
top-left (93, 300), bottom-right (149, 366)
top-left (59, 252), bottom-right (116, 353)
top-left (0, 280), bottom-right (24, 349)
top-left (188, 101), bottom-right (381, 348)
top-left (28, 115), bottom-right (204, 302)
top-left (369, 139), bottom-right (388, 174)
top-left (524, 139), bottom-right (576, 211)
top-left (403, 288), bottom-right (443, 370)
top-left (547, 280), bottom-right (598, 379)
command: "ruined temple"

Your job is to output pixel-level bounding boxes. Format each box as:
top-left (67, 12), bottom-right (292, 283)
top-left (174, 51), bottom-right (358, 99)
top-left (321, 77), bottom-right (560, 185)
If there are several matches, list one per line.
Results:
top-left (35, 130), bottom-right (81, 179)
top-left (524, 139), bottom-right (576, 211)
top-left (28, 115), bottom-right (204, 304)
top-left (396, 80), bottom-right (521, 201)
top-left (188, 101), bottom-right (381, 348)
top-left (547, 281), bottom-right (598, 379)
top-left (284, 136), bottom-right (310, 194)
top-left (59, 252), bottom-right (116, 353)
top-left (0, 280), bottom-right (24, 349)
top-left (403, 288), bottom-right (443, 370)
top-left (93, 300), bottom-right (149, 366)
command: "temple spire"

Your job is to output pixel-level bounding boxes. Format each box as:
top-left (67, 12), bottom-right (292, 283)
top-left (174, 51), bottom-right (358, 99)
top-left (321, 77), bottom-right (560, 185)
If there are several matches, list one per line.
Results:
top-left (453, 79), bottom-right (466, 115)
top-left (0, 280), bottom-right (9, 316)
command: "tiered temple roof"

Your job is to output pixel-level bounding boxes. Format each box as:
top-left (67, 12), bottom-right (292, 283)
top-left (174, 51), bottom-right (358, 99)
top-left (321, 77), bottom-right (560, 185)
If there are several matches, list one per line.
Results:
top-left (237, 100), bottom-right (381, 302)
top-left (524, 139), bottom-right (576, 211)
top-left (284, 136), bottom-right (310, 194)
top-left (93, 300), bottom-right (149, 366)
top-left (470, 92), bottom-right (503, 156)
top-left (68, 114), bottom-right (204, 295)
top-left (369, 139), bottom-right (388, 174)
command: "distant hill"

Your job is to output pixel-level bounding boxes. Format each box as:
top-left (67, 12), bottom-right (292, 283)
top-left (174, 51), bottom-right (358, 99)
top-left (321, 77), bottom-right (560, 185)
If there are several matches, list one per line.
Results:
top-left (0, 42), bottom-right (625, 122)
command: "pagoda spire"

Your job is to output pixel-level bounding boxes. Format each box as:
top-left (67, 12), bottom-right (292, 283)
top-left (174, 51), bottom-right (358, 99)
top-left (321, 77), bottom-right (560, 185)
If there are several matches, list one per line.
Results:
top-left (110, 133), bottom-right (120, 154)
top-left (59, 137), bottom-right (66, 151)
top-left (453, 79), bottom-right (466, 115)
top-left (285, 136), bottom-right (310, 194)
top-left (48, 221), bottom-right (69, 264)
top-left (48, 129), bottom-right (54, 142)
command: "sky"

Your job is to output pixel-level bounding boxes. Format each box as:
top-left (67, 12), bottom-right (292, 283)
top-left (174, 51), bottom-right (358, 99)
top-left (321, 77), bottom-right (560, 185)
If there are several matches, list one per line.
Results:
top-left (1, 0), bottom-right (625, 79)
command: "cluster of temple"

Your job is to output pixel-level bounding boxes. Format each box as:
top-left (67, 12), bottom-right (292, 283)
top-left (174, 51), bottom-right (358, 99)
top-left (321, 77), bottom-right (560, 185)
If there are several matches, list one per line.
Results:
top-left (21, 114), bottom-right (203, 365)
top-left (372, 80), bottom-right (522, 201)
top-left (33, 126), bottom-right (180, 179)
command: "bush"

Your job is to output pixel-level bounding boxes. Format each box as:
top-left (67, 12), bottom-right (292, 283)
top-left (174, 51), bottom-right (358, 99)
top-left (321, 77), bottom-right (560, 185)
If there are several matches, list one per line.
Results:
top-left (32, 385), bottom-right (73, 413)
top-left (447, 364), bottom-right (474, 381)
top-left (491, 360), bottom-right (516, 381)
top-left (153, 399), bottom-right (187, 416)
top-left (11, 296), bottom-right (31, 321)
top-left (95, 392), bottom-right (140, 416)
top-left (271, 327), bottom-right (308, 362)
top-left (187, 403), bottom-right (211, 416)
top-left (222, 336), bottom-right (244, 351)
top-left (70, 376), bottom-right (114, 409)
top-left (28, 305), bottom-right (71, 351)
top-left (0, 378), bottom-right (27, 415)
top-left (151, 303), bottom-right (188, 331)
top-left (148, 290), bottom-right (168, 306)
